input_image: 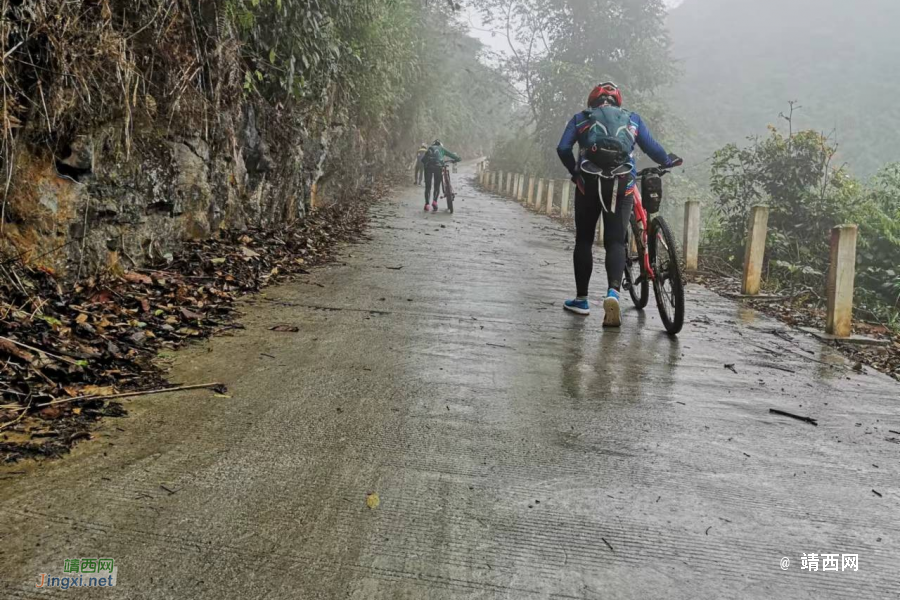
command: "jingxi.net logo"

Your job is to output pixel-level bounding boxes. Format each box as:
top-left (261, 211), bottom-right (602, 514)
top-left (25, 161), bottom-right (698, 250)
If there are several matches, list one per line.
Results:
top-left (36, 558), bottom-right (117, 589)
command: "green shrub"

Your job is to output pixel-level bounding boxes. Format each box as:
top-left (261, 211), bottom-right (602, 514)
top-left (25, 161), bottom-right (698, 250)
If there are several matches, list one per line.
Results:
top-left (708, 114), bottom-right (900, 317)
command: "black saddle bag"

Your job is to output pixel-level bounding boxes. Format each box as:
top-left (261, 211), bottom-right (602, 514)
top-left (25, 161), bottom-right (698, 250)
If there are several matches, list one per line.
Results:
top-left (641, 172), bottom-right (663, 214)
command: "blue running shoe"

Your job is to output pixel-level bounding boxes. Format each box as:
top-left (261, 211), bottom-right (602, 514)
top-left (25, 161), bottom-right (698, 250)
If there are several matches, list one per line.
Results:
top-left (564, 298), bottom-right (590, 316)
top-left (603, 289), bottom-right (622, 327)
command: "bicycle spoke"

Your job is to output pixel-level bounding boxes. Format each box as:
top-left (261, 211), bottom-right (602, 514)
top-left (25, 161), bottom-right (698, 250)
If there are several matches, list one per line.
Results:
top-left (664, 284), bottom-right (676, 309)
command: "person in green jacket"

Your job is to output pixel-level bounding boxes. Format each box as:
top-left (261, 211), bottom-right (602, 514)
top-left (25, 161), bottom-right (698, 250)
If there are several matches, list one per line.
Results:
top-left (421, 139), bottom-right (461, 212)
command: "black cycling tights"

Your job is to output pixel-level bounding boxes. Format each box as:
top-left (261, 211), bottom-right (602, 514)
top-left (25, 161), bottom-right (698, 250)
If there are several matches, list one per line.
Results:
top-left (424, 166), bottom-right (443, 203)
top-left (573, 174), bottom-right (634, 297)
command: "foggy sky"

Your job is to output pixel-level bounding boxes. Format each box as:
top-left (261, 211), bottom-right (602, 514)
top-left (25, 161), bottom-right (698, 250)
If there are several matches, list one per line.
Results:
top-left (464, 0), bottom-right (684, 57)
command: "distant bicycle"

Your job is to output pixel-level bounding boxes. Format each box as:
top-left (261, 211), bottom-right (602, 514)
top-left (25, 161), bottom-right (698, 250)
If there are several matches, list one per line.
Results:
top-left (441, 161), bottom-right (458, 213)
top-left (623, 155), bottom-right (685, 334)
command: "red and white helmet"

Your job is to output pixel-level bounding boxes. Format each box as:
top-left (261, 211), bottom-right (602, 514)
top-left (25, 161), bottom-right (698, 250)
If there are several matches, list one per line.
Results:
top-left (588, 82), bottom-right (623, 108)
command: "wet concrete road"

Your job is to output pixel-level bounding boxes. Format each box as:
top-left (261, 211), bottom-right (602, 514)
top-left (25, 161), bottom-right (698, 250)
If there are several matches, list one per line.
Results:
top-left (2, 163), bottom-right (898, 599)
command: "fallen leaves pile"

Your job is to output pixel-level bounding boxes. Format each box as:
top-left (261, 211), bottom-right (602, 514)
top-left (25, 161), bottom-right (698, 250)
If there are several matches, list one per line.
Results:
top-left (690, 264), bottom-right (900, 382)
top-left (0, 191), bottom-right (379, 463)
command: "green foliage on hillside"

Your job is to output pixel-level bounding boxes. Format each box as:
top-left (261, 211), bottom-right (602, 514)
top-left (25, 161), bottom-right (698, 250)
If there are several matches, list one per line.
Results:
top-left (707, 116), bottom-right (900, 321)
top-left (0, 0), bottom-right (510, 216)
top-left (217, 0), bottom-right (511, 151)
top-left (227, 0), bottom-right (418, 117)
top-left (226, 0), bottom-right (511, 156)
top-left (667, 0), bottom-right (900, 177)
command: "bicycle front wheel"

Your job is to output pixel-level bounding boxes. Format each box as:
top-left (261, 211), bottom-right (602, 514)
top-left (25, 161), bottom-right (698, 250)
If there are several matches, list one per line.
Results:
top-left (624, 216), bottom-right (649, 309)
top-left (444, 172), bottom-right (454, 213)
top-left (649, 217), bottom-right (685, 334)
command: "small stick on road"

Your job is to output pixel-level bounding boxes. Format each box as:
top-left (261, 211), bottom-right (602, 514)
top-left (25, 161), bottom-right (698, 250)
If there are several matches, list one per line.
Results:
top-left (2, 383), bottom-right (227, 413)
top-left (40, 382), bottom-right (226, 408)
top-left (769, 408), bottom-right (818, 426)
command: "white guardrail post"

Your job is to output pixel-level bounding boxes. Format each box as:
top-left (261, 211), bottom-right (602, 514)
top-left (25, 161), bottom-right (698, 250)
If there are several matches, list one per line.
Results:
top-left (560, 180), bottom-right (572, 218)
top-left (545, 180), bottom-right (555, 214)
top-left (741, 205), bottom-right (769, 296)
top-left (683, 200), bottom-right (701, 272)
top-left (825, 224), bottom-right (859, 338)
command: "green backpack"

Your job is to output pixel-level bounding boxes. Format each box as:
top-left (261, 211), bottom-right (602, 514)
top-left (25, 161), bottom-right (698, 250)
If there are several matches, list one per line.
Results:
top-left (577, 106), bottom-right (636, 169)
top-left (422, 145), bottom-right (443, 167)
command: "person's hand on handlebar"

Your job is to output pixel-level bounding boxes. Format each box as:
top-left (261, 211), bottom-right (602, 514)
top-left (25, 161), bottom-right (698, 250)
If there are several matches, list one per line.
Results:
top-left (664, 153), bottom-right (683, 169)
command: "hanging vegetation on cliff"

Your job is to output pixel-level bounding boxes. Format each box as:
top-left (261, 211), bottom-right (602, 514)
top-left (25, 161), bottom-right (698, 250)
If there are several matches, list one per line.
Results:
top-left (0, 0), bottom-right (511, 274)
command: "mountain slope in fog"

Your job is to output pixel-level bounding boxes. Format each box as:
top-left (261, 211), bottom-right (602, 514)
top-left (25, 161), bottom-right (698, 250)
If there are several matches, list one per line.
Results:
top-left (667, 0), bottom-right (900, 176)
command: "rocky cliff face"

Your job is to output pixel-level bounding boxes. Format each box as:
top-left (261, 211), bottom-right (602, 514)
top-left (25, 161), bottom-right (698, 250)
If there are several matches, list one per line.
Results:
top-left (3, 99), bottom-right (380, 276)
top-left (0, 1), bottom-right (405, 278)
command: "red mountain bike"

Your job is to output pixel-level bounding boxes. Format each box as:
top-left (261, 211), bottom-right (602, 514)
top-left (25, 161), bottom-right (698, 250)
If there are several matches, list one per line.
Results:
top-left (623, 156), bottom-right (685, 334)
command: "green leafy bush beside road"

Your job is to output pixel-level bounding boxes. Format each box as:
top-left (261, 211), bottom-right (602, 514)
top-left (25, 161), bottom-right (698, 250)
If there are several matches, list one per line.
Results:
top-left (706, 116), bottom-right (900, 326)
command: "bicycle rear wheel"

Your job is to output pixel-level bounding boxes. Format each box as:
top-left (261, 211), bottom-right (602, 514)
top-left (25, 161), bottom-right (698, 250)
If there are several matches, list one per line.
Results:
top-left (649, 216), bottom-right (685, 334)
top-left (624, 216), bottom-right (649, 309)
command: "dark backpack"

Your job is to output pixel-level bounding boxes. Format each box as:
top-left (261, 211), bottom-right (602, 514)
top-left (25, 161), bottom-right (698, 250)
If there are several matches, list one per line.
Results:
top-left (577, 106), bottom-right (636, 169)
top-left (422, 145), bottom-right (442, 167)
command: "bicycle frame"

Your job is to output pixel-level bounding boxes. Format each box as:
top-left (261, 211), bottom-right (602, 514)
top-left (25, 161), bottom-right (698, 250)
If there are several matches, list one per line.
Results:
top-left (581, 157), bottom-right (680, 285)
top-left (442, 165), bottom-right (452, 193)
top-left (631, 185), bottom-right (656, 281)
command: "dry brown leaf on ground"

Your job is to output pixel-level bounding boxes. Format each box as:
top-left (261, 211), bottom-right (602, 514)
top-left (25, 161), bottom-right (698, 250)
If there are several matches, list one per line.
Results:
top-left (80, 385), bottom-right (116, 397)
top-left (180, 307), bottom-right (203, 320)
top-left (0, 191), bottom-right (379, 463)
top-left (0, 338), bottom-right (36, 363)
top-left (123, 272), bottom-right (153, 285)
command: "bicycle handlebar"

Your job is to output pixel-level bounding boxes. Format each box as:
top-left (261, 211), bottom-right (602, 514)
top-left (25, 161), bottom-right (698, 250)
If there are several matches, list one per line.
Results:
top-left (637, 155), bottom-right (683, 178)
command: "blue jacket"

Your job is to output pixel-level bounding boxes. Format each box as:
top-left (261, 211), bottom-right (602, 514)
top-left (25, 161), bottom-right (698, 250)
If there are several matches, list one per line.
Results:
top-left (557, 110), bottom-right (670, 177)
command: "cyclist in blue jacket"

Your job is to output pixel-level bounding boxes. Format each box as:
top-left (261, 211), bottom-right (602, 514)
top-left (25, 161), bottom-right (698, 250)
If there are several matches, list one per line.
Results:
top-left (556, 82), bottom-right (676, 327)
